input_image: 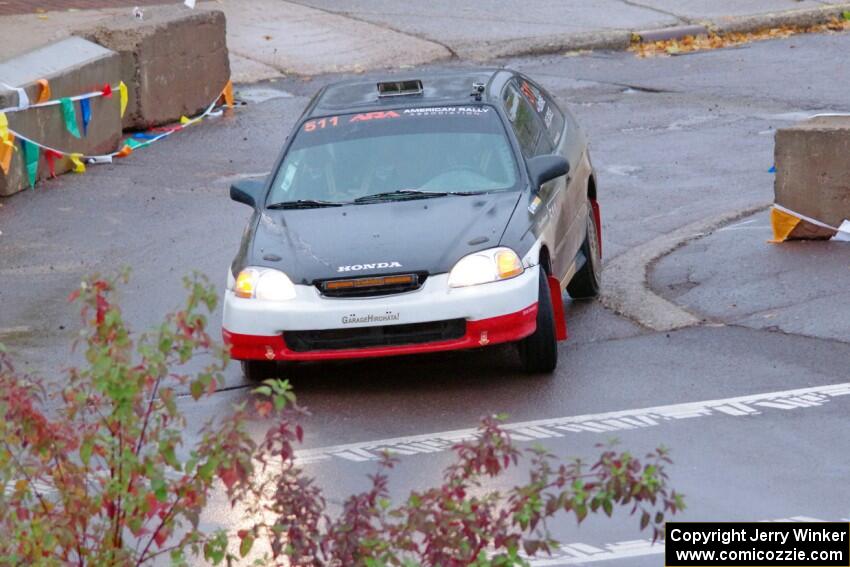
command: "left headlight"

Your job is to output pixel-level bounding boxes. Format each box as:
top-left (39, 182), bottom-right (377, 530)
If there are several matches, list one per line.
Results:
top-left (448, 247), bottom-right (524, 288)
top-left (231, 267), bottom-right (297, 301)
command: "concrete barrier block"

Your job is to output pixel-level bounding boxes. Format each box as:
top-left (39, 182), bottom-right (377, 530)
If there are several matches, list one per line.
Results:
top-left (0, 37), bottom-right (122, 198)
top-left (775, 116), bottom-right (850, 230)
top-left (82, 6), bottom-right (230, 130)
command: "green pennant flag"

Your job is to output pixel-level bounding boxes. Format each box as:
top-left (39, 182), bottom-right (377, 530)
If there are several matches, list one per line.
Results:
top-left (60, 97), bottom-right (81, 139)
top-left (21, 139), bottom-right (39, 189)
top-left (124, 137), bottom-right (146, 150)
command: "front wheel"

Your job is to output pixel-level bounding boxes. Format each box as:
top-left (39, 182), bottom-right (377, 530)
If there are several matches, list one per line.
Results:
top-left (567, 201), bottom-right (602, 299)
top-left (241, 360), bottom-right (280, 382)
top-left (518, 268), bottom-right (558, 374)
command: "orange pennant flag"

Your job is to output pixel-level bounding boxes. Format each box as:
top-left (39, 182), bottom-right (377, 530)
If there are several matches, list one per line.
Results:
top-left (222, 80), bottom-right (234, 109)
top-left (770, 207), bottom-right (801, 243)
top-left (36, 79), bottom-right (51, 103)
top-left (0, 131), bottom-right (15, 175)
top-left (115, 145), bottom-right (133, 158)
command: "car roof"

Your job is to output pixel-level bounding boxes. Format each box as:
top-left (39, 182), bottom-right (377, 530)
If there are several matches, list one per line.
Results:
top-left (306, 68), bottom-right (516, 117)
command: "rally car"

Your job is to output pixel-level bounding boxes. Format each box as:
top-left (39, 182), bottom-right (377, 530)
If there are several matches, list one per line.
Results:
top-left (222, 68), bottom-right (602, 378)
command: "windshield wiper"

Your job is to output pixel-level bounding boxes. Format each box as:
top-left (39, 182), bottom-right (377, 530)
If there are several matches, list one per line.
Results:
top-left (267, 199), bottom-right (345, 209)
top-left (353, 189), bottom-right (449, 203)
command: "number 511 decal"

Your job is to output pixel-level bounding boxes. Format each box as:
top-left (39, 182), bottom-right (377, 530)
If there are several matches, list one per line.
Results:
top-left (303, 116), bottom-right (339, 132)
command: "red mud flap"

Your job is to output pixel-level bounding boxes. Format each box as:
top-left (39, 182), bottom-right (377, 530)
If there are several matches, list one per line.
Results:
top-left (547, 275), bottom-right (568, 341)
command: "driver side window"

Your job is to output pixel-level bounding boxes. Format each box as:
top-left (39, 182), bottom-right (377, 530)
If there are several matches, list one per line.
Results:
top-left (502, 81), bottom-right (548, 158)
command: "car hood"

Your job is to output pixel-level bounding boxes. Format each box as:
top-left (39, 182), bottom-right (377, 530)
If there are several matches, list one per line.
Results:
top-left (249, 192), bottom-right (522, 284)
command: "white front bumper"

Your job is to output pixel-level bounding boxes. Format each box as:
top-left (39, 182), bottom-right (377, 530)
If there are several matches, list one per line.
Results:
top-left (222, 266), bottom-right (540, 335)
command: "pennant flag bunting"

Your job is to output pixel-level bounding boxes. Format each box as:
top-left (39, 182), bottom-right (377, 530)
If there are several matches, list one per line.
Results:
top-left (769, 207), bottom-right (800, 243)
top-left (115, 145), bottom-right (133, 158)
top-left (80, 98), bottom-right (91, 136)
top-left (21, 139), bottom-right (39, 188)
top-left (118, 81), bottom-right (128, 117)
top-left (124, 137), bottom-right (147, 150)
top-left (60, 98), bottom-right (81, 138)
top-left (222, 80), bottom-right (234, 109)
top-left (835, 220), bottom-right (850, 242)
top-left (770, 205), bottom-right (847, 242)
top-left (0, 111), bottom-right (8, 142)
top-left (45, 149), bottom-right (62, 177)
top-left (0, 132), bottom-right (14, 175)
top-left (69, 153), bottom-right (86, 173)
top-left (2, 83), bottom-right (30, 111)
top-left (36, 79), bottom-right (51, 104)
top-left (1, 79), bottom-right (233, 188)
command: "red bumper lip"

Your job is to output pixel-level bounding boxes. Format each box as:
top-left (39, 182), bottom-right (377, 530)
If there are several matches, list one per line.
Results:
top-left (223, 303), bottom-right (538, 362)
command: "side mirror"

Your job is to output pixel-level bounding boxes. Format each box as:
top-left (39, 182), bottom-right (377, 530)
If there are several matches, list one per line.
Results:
top-left (230, 179), bottom-right (265, 208)
top-left (527, 154), bottom-right (570, 190)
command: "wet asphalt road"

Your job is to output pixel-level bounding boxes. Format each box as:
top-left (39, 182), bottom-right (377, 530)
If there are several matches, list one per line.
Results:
top-left (2, 31), bottom-right (850, 565)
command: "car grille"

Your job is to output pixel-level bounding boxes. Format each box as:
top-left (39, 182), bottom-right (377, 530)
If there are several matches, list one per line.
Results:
top-left (316, 273), bottom-right (426, 298)
top-left (284, 319), bottom-right (466, 352)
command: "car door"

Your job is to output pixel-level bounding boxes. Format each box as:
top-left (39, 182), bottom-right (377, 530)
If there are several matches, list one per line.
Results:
top-left (521, 76), bottom-right (587, 283)
top-left (503, 78), bottom-right (570, 279)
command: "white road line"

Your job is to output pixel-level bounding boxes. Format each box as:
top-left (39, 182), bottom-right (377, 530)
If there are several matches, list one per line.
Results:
top-left (295, 382), bottom-right (850, 465)
top-left (525, 516), bottom-right (831, 566)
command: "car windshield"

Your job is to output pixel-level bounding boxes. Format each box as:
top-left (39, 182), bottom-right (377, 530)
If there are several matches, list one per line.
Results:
top-left (267, 106), bottom-right (519, 206)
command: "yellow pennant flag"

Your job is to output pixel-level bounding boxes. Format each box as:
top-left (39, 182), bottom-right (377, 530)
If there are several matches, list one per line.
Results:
top-left (36, 79), bottom-right (51, 103)
top-left (770, 207), bottom-right (801, 243)
top-left (0, 111), bottom-right (8, 141)
top-left (0, 131), bottom-right (15, 175)
top-left (222, 80), bottom-right (234, 109)
top-left (180, 115), bottom-right (197, 126)
top-left (118, 81), bottom-right (128, 117)
top-left (70, 153), bottom-right (86, 173)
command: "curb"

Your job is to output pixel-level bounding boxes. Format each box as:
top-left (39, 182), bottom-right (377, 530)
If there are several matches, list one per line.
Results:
top-left (599, 203), bottom-right (771, 332)
top-left (461, 3), bottom-right (850, 61)
top-left (706, 4), bottom-right (850, 35)
top-left (635, 24), bottom-right (708, 43)
top-left (457, 30), bottom-right (632, 61)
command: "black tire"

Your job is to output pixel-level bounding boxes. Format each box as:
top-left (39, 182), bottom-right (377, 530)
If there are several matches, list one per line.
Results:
top-left (567, 202), bottom-right (602, 299)
top-left (518, 268), bottom-right (558, 374)
top-left (241, 360), bottom-right (280, 382)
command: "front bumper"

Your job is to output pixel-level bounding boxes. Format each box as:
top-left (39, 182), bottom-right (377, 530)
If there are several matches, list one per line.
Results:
top-left (222, 266), bottom-right (540, 361)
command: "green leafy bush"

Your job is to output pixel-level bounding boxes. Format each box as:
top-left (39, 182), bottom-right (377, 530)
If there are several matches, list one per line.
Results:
top-left (0, 274), bottom-right (683, 566)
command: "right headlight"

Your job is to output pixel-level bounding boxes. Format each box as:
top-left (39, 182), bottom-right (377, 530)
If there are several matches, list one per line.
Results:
top-left (448, 247), bottom-right (524, 288)
top-left (231, 267), bottom-right (297, 301)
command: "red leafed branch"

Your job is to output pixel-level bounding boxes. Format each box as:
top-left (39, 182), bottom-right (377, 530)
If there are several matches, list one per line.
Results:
top-left (0, 273), bottom-right (683, 566)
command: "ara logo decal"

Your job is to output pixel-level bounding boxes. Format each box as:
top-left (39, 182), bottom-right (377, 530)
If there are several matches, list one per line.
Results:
top-left (338, 262), bottom-right (402, 272)
top-left (349, 111), bottom-right (400, 122)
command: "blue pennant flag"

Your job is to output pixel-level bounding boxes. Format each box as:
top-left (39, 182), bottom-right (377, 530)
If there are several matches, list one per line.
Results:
top-left (79, 99), bottom-right (91, 136)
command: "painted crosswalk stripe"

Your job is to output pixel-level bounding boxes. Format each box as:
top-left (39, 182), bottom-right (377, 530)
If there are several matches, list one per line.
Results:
top-left (524, 515), bottom-right (834, 566)
top-left (294, 382), bottom-right (850, 465)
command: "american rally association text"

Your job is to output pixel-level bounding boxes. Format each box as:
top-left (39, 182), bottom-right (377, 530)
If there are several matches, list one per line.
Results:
top-left (669, 527), bottom-right (848, 547)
